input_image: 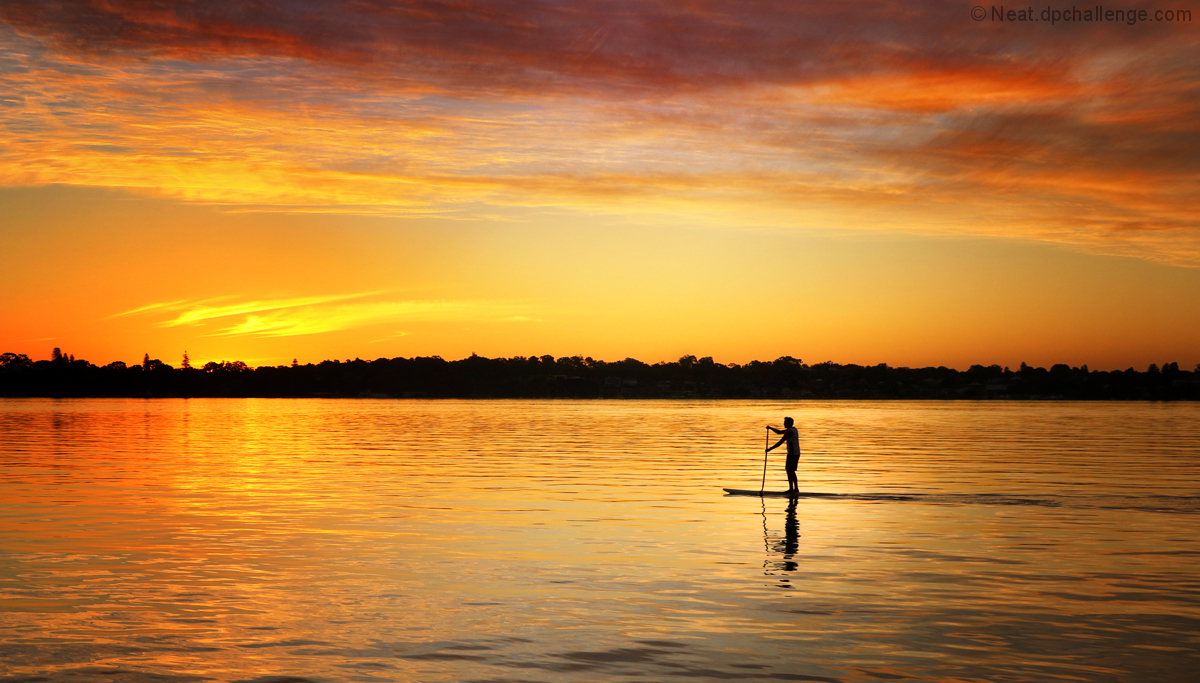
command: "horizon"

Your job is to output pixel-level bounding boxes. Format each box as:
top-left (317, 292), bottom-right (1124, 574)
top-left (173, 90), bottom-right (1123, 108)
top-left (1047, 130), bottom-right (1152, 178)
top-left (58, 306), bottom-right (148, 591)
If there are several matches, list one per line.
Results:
top-left (3, 3), bottom-right (1199, 372)
top-left (6, 346), bottom-right (1194, 375)
top-left (7, 347), bottom-right (1193, 401)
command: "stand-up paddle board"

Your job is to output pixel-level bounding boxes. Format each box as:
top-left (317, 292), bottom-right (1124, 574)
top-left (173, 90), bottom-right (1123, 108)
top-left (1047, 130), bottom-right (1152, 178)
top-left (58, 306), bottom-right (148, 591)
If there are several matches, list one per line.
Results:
top-left (723, 488), bottom-right (840, 498)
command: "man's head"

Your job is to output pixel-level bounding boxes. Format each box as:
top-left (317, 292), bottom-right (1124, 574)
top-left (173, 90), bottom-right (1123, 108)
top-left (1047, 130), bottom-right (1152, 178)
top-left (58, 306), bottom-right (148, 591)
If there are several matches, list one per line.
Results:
top-left (783, 416), bottom-right (794, 427)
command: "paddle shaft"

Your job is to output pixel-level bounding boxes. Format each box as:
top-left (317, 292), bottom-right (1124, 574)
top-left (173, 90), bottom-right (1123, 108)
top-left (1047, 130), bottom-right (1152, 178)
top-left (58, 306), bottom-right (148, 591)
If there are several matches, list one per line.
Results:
top-left (761, 427), bottom-right (769, 494)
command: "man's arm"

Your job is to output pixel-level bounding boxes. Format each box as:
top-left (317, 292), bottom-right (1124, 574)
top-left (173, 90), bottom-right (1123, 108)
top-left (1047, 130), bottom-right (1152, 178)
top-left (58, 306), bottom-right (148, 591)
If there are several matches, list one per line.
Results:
top-left (767, 436), bottom-right (787, 452)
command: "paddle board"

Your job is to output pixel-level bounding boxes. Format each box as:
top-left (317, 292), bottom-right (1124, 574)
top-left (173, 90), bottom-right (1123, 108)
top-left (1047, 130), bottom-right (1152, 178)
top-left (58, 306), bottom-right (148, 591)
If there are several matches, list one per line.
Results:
top-left (723, 488), bottom-right (840, 498)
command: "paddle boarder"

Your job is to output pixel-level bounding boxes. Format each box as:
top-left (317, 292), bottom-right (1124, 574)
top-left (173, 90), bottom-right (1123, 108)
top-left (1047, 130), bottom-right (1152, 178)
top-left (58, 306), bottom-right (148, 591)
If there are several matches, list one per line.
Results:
top-left (766, 417), bottom-right (800, 495)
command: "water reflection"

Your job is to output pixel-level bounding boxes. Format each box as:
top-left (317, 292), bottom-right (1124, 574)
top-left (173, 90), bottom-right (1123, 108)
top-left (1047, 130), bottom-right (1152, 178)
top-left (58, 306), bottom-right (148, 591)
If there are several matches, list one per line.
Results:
top-left (1, 398), bottom-right (1199, 683)
top-left (763, 498), bottom-right (801, 584)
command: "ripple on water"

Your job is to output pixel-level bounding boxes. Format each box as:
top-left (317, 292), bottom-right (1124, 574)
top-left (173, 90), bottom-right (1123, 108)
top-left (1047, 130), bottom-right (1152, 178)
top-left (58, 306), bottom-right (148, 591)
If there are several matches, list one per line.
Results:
top-left (1, 398), bottom-right (1198, 682)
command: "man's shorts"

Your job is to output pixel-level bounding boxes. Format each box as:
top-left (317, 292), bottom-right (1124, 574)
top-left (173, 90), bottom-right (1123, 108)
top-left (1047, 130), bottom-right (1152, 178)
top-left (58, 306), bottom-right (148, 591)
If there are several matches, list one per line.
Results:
top-left (785, 454), bottom-right (800, 471)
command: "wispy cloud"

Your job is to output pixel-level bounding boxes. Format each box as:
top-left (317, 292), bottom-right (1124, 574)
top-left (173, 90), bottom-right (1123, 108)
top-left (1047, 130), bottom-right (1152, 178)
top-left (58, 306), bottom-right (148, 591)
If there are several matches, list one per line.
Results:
top-left (368, 331), bottom-right (411, 344)
top-left (115, 294), bottom-right (539, 338)
top-left (210, 300), bottom-right (535, 337)
top-left (159, 293), bottom-right (379, 327)
top-left (112, 299), bottom-right (195, 317)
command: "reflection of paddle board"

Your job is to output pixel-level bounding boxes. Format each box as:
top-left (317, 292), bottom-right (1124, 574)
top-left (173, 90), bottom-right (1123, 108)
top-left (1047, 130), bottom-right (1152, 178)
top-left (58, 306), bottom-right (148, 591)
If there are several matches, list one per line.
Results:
top-left (723, 488), bottom-right (840, 498)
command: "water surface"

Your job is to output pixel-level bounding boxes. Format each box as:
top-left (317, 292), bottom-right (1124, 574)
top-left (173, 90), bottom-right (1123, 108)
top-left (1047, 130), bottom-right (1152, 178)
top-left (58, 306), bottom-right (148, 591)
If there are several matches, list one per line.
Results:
top-left (1, 399), bottom-right (1198, 682)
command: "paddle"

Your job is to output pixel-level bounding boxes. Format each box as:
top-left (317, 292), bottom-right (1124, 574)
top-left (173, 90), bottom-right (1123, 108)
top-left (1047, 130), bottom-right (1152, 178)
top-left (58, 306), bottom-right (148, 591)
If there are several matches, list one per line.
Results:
top-left (761, 426), bottom-right (770, 495)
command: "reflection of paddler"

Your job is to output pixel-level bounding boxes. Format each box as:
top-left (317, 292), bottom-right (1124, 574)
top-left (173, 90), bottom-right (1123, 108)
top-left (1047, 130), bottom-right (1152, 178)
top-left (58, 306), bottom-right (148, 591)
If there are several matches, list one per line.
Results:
top-left (767, 417), bottom-right (801, 495)
top-left (783, 498), bottom-right (799, 560)
top-left (766, 498), bottom-right (801, 577)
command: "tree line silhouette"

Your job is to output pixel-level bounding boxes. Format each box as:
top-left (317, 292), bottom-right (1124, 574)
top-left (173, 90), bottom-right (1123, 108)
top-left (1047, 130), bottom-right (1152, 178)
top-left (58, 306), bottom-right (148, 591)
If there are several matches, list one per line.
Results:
top-left (1, 348), bottom-right (1196, 400)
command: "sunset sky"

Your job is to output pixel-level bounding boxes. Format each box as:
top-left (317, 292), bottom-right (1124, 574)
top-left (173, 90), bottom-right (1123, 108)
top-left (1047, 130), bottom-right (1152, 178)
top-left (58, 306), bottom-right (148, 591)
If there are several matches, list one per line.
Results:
top-left (2, 1), bottom-right (1197, 370)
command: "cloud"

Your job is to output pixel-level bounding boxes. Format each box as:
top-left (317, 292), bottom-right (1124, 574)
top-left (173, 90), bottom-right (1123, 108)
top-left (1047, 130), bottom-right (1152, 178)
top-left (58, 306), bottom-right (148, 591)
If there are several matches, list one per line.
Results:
top-left (0, 1), bottom-right (958, 93)
top-left (116, 294), bottom-right (538, 338)
top-left (368, 331), bottom-right (411, 344)
top-left (112, 299), bottom-right (194, 317)
top-left (11, 0), bottom-right (1189, 102)
top-left (1, 2), bottom-right (1198, 264)
top-left (158, 293), bottom-right (379, 327)
top-left (211, 300), bottom-right (533, 337)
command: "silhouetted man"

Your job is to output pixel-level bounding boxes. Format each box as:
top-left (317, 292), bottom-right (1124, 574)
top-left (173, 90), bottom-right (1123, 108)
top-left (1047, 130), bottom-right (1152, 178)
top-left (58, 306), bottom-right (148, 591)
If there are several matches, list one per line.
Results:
top-left (767, 417), bottom-right (800, 495)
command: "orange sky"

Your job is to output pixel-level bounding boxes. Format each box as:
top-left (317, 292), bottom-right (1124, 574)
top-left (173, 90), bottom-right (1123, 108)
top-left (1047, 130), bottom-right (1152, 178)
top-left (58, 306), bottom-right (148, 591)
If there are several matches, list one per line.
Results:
top-left (1, 1), bottom-right (1198, 370)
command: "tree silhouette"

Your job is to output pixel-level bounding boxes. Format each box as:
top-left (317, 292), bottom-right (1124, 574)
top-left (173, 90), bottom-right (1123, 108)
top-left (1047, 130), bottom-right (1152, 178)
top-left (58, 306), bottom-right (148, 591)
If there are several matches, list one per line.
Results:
top-left (0, 353), bottom-right (32, 370)
top-left (0, 351), bottom-right (1195, 399)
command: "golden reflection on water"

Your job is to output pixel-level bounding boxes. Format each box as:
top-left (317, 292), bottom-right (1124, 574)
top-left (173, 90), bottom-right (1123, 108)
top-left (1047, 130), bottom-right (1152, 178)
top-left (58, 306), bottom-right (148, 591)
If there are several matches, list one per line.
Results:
top-left (1, 399), bottom-right (1198, 682)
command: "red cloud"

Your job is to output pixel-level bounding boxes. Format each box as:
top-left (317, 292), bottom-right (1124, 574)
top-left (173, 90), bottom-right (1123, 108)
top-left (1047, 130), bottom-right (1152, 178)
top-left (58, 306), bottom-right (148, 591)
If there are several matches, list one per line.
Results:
top-left (0, 1), bottom-right (1085, 92)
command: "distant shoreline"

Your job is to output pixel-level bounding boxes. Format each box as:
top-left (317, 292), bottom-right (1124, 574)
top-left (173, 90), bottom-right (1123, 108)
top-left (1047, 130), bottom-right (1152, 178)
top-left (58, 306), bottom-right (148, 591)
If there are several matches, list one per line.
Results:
top-left (3, 352), bottom-right (1196, 401)
top-left (3, 396), bottom-right (1196, 402)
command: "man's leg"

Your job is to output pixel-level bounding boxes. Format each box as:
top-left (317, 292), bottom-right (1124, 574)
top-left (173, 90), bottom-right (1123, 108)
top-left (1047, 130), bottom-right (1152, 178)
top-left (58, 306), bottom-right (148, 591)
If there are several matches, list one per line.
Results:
top-left (786, 469), bottom-right (798, 492)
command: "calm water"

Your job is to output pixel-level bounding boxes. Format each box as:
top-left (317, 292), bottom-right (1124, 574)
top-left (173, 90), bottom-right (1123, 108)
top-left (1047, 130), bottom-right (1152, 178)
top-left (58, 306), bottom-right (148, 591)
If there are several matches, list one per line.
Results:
top-left (1, 399), bottom-right (1198, 683)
